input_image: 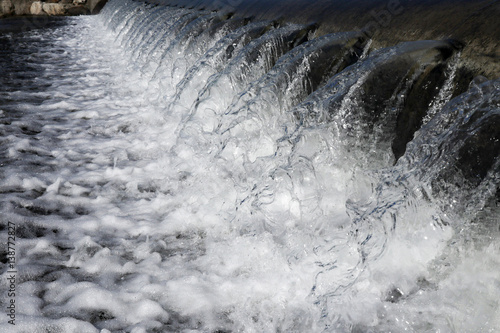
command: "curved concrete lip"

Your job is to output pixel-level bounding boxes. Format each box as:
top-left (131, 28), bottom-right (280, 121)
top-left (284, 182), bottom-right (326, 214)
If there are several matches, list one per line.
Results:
top-left (146, 0), bottom-right (499, 79)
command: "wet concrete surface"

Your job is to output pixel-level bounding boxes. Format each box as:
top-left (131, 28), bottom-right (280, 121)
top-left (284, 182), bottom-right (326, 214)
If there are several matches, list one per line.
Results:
top-left (145, 0), bottom-right (499, 78)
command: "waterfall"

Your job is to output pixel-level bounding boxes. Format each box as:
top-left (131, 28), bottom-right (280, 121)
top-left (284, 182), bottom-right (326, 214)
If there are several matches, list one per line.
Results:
top-left (0, 0), bottom-right (498, 332)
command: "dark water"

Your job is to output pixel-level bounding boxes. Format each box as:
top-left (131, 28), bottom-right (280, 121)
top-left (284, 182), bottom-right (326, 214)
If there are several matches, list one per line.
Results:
top-left (0, 0), bottom-right (498, 332)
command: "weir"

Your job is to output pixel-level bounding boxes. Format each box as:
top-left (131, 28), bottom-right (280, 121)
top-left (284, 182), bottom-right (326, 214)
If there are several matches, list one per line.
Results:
top-left (0, 0), bottom-right (498, 332)
top-left (143, 0), bottom-right (500, 79)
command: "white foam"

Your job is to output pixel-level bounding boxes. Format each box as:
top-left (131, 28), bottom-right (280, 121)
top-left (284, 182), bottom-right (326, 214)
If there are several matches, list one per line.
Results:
top-left (0, 2), bottom-right (498, 332)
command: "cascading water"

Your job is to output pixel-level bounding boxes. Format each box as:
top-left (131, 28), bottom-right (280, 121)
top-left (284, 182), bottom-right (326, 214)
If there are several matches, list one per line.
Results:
top-left (0, 0), bottom-right (498, 332)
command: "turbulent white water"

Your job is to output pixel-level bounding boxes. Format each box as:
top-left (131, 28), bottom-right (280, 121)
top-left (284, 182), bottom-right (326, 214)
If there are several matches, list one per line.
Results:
top-left (1, 0), bottom-right (499, 332)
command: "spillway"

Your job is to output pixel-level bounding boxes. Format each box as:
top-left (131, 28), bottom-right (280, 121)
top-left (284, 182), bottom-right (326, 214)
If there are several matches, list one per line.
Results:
top-left (0, 0), bottom-right (499, 331)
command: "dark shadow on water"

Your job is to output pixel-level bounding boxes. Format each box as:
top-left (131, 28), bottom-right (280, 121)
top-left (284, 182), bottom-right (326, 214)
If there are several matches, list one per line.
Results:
top-left (0, 15), bottom-right (70, 34)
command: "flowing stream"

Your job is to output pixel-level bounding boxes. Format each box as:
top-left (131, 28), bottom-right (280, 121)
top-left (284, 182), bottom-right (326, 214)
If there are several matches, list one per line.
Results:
top-left (1, 0), bottom-right (499, 332)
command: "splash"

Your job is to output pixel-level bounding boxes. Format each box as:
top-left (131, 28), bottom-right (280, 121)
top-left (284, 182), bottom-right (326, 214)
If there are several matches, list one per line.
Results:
top-left (0, 0), bottom-right (498, 332)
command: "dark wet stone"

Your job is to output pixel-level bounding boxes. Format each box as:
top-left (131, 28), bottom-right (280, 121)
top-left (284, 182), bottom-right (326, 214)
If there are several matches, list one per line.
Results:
top-left (451, 66), bottom-right (476, 99)
top-left (457, 112), bottom-right (500, 187)
top-left (67, 5), bottom-right (90, 16)
top-left (308, 34), bottom-right (367, 93)
top-left (245, 23), bottom-right (318, 72)
top-left (392, 63), bottom-right (449, 160)
top-left (89, 0), bottom-right (108, 14)
top-left (346, 40), bottom-right (461, 162)
top-left (401, 78), bottom-right (499, 218)
top-left (225, 22), bottom-right (273, 60)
